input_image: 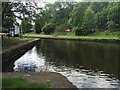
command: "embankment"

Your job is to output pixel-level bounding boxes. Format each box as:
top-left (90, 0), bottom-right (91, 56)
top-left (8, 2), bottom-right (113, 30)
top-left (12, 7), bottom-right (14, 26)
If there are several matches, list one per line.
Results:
top-left (23, 35), bottom-right (120, 44)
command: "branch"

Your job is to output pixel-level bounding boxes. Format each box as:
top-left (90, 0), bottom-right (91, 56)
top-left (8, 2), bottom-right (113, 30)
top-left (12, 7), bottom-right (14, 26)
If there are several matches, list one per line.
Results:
top-left (14, 14), bottom-right (23, 20)
top-left (2, 3), bottom-right (9, 15)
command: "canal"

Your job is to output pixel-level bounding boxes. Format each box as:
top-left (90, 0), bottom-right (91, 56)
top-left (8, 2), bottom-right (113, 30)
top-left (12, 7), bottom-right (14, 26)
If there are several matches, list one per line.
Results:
top-left (4, 39), bottom-right (120, 88)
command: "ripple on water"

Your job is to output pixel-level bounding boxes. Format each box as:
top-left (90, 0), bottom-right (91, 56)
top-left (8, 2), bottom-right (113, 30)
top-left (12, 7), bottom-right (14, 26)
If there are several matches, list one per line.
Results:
top-left (13, 46), bottom-right (120, 88)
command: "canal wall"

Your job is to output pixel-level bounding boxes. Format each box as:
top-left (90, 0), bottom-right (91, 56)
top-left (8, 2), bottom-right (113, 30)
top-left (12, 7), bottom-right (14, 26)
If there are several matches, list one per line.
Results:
top-left (2, 39), bottom-right (40, 71)
top-left (40, 37), bottom-right (120, 44)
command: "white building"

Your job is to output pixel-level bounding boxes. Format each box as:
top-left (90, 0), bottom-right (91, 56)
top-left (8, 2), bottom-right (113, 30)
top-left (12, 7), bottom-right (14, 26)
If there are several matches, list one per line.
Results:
top-left (14, 23), bottom-right (20, 36)
top-left (14, 25), bottom-right (20, 35)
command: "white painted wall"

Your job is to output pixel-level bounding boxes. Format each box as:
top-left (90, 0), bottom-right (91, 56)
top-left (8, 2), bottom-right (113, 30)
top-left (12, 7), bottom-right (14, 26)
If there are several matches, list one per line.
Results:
top-left (14, 25), bottom-right (20, 35)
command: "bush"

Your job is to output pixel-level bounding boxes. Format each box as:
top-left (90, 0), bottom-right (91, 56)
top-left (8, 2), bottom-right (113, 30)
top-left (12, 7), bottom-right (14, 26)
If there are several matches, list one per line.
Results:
top-left (42, 23), bottom-right (55, 35)
top-left (21, 20), bottom-right (32, 33)
top-left (73, 26), bottom-right (83, 36)
top-left (35, 21), bottom-right (42, 34)
top-left (55, 24), bottom-right (66, 32)
top-left (72, 26), bottom-right (79, 31)
top-left (106, 21), bottom-right (116, 32)
top-left (75, 25), bottom-right (96, 36)
top-left (75, 27), bottom-right (86, 36)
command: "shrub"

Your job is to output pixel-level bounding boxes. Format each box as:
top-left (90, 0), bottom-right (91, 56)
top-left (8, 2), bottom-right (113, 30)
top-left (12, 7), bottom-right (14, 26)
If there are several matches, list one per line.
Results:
top-left (55, 24), bottom-right (66, 32)
top-left (42, 23), bottom-right (55, 35)
top-left (72, 26), bottom-right (79, 31)
top-left (106, 21), bottom-right (116, 32)
top-left (35, 20), bottom-right (42, 34)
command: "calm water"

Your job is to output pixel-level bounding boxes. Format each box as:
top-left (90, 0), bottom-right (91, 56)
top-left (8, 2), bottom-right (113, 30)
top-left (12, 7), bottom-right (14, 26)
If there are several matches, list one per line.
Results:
top-left (13, 39), bottom-right (120, 88)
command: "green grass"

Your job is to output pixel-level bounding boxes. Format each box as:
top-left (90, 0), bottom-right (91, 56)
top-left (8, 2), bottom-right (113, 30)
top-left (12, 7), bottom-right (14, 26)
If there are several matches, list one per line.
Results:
top-left (22, 31), bottom-right (120, 40)
top-left (2, 77), bottom-right (51, 89)
top-left (89, 31), bottom-right (120, 38)
top-left (2, 37), bottom-right (38, 51)
top-left (2, 37), bottom-right (36, 42)
top-left (2, 37), bottom-right (25, 50)
top-left (54, 31), bottom-right (75, 36)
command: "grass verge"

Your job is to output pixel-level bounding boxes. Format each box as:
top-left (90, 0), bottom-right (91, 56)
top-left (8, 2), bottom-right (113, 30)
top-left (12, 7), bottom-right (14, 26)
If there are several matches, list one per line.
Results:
top-left (2, 77), bottom-right (51, 89)
top-left (22, 31), bottom-right (120, 41)
top-left (2, 37), bottom-right (38, 51)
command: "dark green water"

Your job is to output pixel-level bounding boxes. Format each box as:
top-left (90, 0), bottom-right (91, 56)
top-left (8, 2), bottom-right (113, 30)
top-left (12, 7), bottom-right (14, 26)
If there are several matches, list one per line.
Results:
top-left (13, 39), bottom-right (120, 88)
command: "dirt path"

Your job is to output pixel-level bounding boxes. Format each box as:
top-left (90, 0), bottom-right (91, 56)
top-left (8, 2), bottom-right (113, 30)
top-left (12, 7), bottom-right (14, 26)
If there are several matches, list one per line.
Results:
top-left (3, 72), bottom-right (78, 89)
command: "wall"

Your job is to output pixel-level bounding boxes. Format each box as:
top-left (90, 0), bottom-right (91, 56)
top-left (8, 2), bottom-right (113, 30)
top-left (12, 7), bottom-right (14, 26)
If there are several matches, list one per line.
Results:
top-left (2, 39), bottom-right (40, 72)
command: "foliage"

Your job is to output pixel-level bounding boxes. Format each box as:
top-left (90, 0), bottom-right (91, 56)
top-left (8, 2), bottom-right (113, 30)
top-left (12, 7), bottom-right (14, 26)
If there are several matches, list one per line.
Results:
top-left (83, 6), bottom-right (96, 33)
top-left (42, 23), bottom-right (55, 35)
top-left (96, 8), bottom-right (108, 30)
top-left (35, 20), bottom-right (42, 34)
top-left (38, 2), bottom-right (119, 36)
top-left (2, 2), bottom-right (119, 35)
top-left (106, 2), bottom-right (120, 31)
top-left (2, 2), bottom-right (15, 30)
top-left (72, 26), bottom-right (79, 31)
top-left (68, 3), bottom-right (88, 28)
top-left (55, 24), bottom-right (67, 32)
top-left (76, 6), bottom-right (96, 35)
top-left (106, 21), bottom-right (116, 31)
top-left (21, 20), bottom-right (32, 33)
top-left (2, 2), bottom-right (42, 33)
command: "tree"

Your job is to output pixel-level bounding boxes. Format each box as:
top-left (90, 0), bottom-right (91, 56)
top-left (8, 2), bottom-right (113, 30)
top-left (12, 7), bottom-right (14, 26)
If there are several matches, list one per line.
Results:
top-left (2, 2), bottom-right (43, 33)
top-left (2, 2), bottom-right (15, 30)
top-left (96, 8), bottom-right (108, 31)
top-left (39, 2), bottom-right (120, 35)
top-left (35, 20), bottom-right (42, 34)
top-left (21, 19), bottom-right (32, 33)
top-left (76, 6), bottom-right (96, 35)
top-left (68, 3), bottom-right (88, 29)
top-left (42, 23), bottom-right (55, 35)
top-left (96, 2), bottom-right (119, 32)
top-left (106, 21), bottom-right (116, 32)
top-left (90, 2), bottom-right (108, 13)
top-left (55, 24), bottom-right (66, 32)
top-left (106, 2), bottom-right (120, 31)
top-left (53, 2), bottom-right (74, 26)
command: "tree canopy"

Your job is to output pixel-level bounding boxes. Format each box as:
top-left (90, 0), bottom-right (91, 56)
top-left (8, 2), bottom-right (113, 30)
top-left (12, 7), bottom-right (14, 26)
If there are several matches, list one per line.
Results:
top-left (34, 2), bottom-right (120, 35)
top-left (2, 2), bottom-right (120, 35)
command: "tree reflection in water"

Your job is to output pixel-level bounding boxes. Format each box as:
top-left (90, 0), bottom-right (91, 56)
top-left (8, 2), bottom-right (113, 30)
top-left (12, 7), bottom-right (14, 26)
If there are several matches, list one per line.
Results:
top-left (13, 39), bottom-right (120, 88)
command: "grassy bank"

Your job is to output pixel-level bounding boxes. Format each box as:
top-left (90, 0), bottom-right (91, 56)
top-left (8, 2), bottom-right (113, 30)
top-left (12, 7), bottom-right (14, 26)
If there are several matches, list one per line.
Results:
top-left (2, 37), bottom-right (38, 51)
top-left (2, 77), bottom-right (50, 89)
top-left (22, 31), bottom-right (120, 42)
top-left (89, 31), bottom-right (120, 38)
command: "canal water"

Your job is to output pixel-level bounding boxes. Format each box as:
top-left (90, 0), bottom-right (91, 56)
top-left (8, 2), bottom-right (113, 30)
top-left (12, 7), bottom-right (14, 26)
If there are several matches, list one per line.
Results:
top-left (12, 39), bottom-right (120, 88)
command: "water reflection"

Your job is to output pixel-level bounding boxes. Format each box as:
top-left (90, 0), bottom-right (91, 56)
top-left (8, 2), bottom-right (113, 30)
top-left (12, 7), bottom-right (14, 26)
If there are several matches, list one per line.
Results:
top-left (14, 47), bottom-right (46, 72)
top-left (14, 39), bottom-right (120, 88)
